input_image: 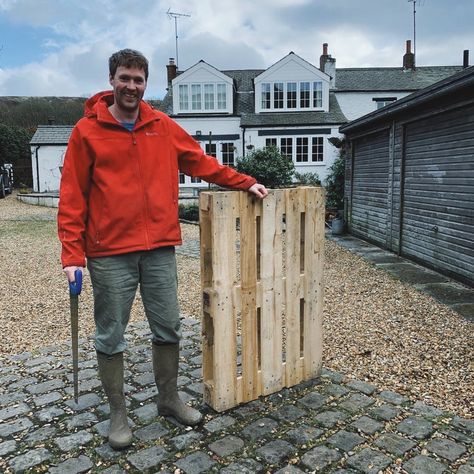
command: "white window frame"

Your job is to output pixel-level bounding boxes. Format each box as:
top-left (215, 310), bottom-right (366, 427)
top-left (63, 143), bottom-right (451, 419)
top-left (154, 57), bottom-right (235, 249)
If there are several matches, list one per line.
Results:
top-left (258, 81), bottom-right (324, 112)
top-left (265, 135), bottom-right (325, 165)
top-left (178, 82), bottom-right (229, 112)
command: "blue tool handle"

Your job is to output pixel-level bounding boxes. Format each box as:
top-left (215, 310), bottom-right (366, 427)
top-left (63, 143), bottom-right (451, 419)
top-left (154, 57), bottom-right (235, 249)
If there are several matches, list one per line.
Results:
top-left (69, 269), bottom-right (83, 296)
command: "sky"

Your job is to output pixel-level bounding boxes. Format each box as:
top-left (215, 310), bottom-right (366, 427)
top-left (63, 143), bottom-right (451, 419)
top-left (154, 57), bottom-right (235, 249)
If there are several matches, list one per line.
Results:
top-left (0, 0), bottom-right (472, 99)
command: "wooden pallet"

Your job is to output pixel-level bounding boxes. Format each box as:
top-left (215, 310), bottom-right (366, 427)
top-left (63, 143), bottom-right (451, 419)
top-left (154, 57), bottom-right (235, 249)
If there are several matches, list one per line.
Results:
top-left (200, 187), bottom-right (325, 412)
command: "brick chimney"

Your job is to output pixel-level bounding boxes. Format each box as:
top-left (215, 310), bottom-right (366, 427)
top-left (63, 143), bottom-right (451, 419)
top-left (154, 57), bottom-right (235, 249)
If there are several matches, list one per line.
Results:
top-left (463, 50), bottom-right (470, 68)
top-left (403, 40), bottom-right (415, 70)
top-left (319, 43), bottom-right (336, 88)
top-left (166, 58), bottom-right (177, 89)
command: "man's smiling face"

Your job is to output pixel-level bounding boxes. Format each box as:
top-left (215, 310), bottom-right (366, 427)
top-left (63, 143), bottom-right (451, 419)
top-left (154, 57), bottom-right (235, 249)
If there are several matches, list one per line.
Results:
top-left (109, 66), bottom-right (147, 115)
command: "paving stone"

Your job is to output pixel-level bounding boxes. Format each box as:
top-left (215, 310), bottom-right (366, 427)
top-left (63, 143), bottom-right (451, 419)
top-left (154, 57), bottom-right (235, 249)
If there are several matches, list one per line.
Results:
top-left (0, 373), bottom-right (19, 385)
top-left (314, 410), bottom-right (349, 428)
top-left (8, 447), bottom-right (51, 472)
top-left (24, 355), bottom-right (55, 367)
top-left (64, 377), bottom-right (102, 395)
top-left (327, 429), bottom-right (365, 451)
top-left (346, 379), bottom-right (376, 395)
top-left (272, 404), bottom-right (306, 422)
top-left (339, 392), bottom-right (375, 413)
top-left (132, 402), bottom-right (158, 422)
top-left (55, 430), bottom-right (94, 451)
top-left (32, 391), bottom-right (63, 407)
top-left (96, 464), bottom-right (126, 474)
top-left (321, 368), bottom-right (345, 383)
top-left (127, 445), bottom-right (169, 471)
top-left (403, 454), bottom-right (447, 474)
top-left (27, 363), bottom-right (53, 374)
top-left (346, 447), bottom-right (392, 474)
top-left (134, 421), bottom-right (169, 441)
top-left (133, 361), bottom-right (153, 373)
top-left (440, 428), bottom-right (473, 444)
top-left (186, 382), bottom-right (203, 395)
top-left (177, 375), bottom-right (192, 387)
top-left (204, 415), bottom-right (236, 433)
top-left (274, 466), bottom-right (306, 474)
top-left (322, 383), bottom-right (350, 398)
top-left (0, 439), bottom-right (16, 456)
top-left (219, 458), bottom-right (264, 473)
top-left (379, 390), bottom-right (410, 406)
top-left (36, 405), bottom-right (65, 422)
top-left (0, 391), bottom-right (26, 405)
top-left (301, 445), bottom-right (342, 471)
top-left (241, 417), bottom-right (279, 440)
top-left (426, 438), bottom-right (467, 462)
top-left (175, 450), bottom-right (216, 474)
top-left (452, 416), bottom-right (474, 434)
top-left (375, 432), bottom-right (417, 456)
top-left (351, 415), bottom-right (384, 435)
top-left (24, 425), bottom-right (58, 446)
top-left (412, 401), bottom-right (444, 418)
top-left (256, 439), bottom-right (296, 464)
top-left (48, 454), bottom-right (93, 473)
top-left (189, 367), bottom-right (202, 379)
top-left (65, 392), bottom-right (102, 410)
top-left (233, 399), bottom-right (266, 418)
top-left (298, 392), bottom-right (327, 410)
top-left (131, 385), bottom-right (158, 402)
top-left (169, 431), bottom-right (203, 450)
top-left (65, 412), bottom-right (99, 429)
top-left (0, 402), bottom-right (30, 420)
top-left (135, 372), bottom-right (155, 386)
top-left (397, 416), bottom-right (434, 439)
top-left (0, 417), bottom-right (34, 437)
top-left (370, 403), bottom-right (402, 421)
top-left (95, 443), bottom-right (122, 460)
top-left (209, 435), bottom-right (244, 457)
top-left (26, 379), bottom-right (65, 394)
top-left (285, 424), bottom-right (323, 445)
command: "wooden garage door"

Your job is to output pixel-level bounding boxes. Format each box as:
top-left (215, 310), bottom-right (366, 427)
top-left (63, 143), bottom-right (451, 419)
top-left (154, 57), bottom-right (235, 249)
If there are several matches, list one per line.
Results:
top-left (402, 104), bottom-right (474, 283)
top-left (351, 129), bottom-right (390, 246)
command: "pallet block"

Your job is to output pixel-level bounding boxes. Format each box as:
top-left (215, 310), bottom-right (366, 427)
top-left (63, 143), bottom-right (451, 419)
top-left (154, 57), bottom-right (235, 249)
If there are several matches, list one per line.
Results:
top-left (200, 187), bottom-right (325, 412)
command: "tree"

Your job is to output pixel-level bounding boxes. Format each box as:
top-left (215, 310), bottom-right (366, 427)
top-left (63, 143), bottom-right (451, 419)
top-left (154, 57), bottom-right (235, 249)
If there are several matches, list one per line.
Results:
top-left (325, 148), bottom-right (345, 210)
top-left (235, 146), bottom-right (295, 188)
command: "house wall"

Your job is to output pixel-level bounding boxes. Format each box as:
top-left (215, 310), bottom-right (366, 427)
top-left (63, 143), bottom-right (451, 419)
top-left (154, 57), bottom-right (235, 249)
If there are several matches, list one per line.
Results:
top-left (31, 145), bottom-right (66, 192)
top-left (345, 91), bottom-right (474, 285)
top-left (336, 92), bottom-right (411, 121)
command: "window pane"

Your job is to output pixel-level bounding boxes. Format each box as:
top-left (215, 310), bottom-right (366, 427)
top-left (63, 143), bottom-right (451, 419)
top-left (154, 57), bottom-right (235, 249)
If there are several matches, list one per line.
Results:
top-left (313, 82), bottom-right (322, 108)
top-left (281, 137), bottom-right (293, 159)
top-left (287, 82), bottom-right (297, 108)
top-left (296, 137), bottom-right (309, 162)
top-left (274, 82), bottom-right (284, 109)
top-left (300, 82), bottom-right (310, 108)
top-left (265, 138), bottom-right (277, 148)
top-left (261, 83), bottom-right (271, 109)
top-left (217, 83), bottom-right (227, 109)
top-left (191, 176), bottom-right (202, 183)
top-left (204, 84), bottom-right (214, 110)
top-left (179, 84), bottom-right (189, 110)
top-left (205, 143), bottom-right (217, 157)
top-left (179, 172), bottom-right (186, 184)
top-left (222, 143), bottom-right (235, 167)
top-left (191, 84), bottom-right (202, 110)
top-left (311, 137), bottom-right (324, 162)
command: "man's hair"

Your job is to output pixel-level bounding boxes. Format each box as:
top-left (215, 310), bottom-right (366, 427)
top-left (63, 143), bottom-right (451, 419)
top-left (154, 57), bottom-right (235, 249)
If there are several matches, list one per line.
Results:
top-left (109, 49), bottom-right (149, 80)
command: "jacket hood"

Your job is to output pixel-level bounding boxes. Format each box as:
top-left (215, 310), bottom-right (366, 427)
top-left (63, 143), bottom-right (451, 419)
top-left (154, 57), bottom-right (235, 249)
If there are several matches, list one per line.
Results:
top-left (84, 90), bottom-right (114, 117)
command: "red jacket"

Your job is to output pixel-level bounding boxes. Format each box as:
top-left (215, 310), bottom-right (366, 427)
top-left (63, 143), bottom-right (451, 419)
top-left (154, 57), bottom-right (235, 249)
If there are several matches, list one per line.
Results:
top-left (58, 91), bottom-right (256, 267)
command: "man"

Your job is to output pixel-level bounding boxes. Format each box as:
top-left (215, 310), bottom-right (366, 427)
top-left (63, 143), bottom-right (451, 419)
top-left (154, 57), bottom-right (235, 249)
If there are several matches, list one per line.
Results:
top-left (58, 49), bottom-right (267, 450)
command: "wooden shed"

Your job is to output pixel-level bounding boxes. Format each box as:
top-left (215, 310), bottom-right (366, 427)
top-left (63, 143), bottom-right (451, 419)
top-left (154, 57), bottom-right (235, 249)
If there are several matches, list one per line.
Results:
top-left (340, 66), bottom-right (474, 286)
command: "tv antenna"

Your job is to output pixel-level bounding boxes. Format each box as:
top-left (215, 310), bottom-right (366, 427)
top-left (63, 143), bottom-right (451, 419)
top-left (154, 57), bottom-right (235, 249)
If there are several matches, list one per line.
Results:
top-left (167, 8), bottom-right (191, 69)
top-left (408, 0), bottom-right (425, 65)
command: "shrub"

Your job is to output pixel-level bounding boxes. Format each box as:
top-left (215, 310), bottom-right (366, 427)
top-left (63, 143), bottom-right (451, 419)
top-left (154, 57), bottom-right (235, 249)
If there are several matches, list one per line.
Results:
top-left (294, 171), bottom-right (321, 186)
top-left (325, 149), bottom-right (345, 210)
top-left (178, 203), bottom-right (199, 221)
top-left (235, 146), bottom-right (295, 188)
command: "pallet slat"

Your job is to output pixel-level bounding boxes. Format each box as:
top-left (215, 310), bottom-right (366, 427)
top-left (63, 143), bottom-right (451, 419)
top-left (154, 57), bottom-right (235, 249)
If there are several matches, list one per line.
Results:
top-left (200, 187), bottom-right (324, 412)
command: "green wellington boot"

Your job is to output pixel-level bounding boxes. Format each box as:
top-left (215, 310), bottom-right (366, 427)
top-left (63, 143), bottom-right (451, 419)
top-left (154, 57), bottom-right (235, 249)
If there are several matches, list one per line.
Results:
top-left (152, 343), bottom-right (203, 425)
top-left (96, 351), bottom-right (133, 450)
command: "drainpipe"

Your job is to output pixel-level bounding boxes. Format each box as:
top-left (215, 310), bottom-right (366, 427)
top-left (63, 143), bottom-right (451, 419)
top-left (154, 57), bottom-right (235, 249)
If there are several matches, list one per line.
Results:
top-left (34, 146), bottom-right (41, 192)
top-left (242, 126), bottom-right (247, 157)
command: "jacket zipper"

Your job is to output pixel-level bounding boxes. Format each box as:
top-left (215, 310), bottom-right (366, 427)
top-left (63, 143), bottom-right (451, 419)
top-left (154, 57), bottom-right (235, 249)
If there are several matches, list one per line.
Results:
top-left (132, 131), bottom-right (151, 249)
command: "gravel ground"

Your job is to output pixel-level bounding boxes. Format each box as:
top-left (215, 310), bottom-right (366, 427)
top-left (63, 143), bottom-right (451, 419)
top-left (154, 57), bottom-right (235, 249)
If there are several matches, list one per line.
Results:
top-left (0, 193), bottom-right (472, 419)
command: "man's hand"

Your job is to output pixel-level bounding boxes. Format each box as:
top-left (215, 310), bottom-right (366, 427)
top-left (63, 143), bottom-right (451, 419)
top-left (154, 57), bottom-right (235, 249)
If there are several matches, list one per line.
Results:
top-left (63, 266), bottom-right (84, 283)
top-left (248, 183), bottom-right (268, 199)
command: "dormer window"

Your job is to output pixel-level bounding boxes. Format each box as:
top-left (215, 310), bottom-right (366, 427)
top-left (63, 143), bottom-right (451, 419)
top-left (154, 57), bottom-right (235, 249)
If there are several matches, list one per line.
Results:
top-left (260, 80), bottom-right (324, 111)
top-left (178, 82), bottom-right (229, 112)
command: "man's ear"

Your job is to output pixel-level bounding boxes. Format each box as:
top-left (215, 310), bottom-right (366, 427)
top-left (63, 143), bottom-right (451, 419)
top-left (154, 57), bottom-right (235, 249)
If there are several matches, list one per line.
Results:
top-left (109, 74), bottom-right (114, 86)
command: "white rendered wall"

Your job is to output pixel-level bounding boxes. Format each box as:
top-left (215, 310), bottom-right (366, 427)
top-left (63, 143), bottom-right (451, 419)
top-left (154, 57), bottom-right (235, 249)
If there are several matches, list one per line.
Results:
top-left (31, 145), bottom-right (67, 192)
top-left (335, 91), bottom-right (411, 121)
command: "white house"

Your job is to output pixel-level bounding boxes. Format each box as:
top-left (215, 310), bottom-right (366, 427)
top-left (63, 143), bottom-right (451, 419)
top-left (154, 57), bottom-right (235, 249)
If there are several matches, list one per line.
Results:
top-left (161, 41), bottom-right (463, 190)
